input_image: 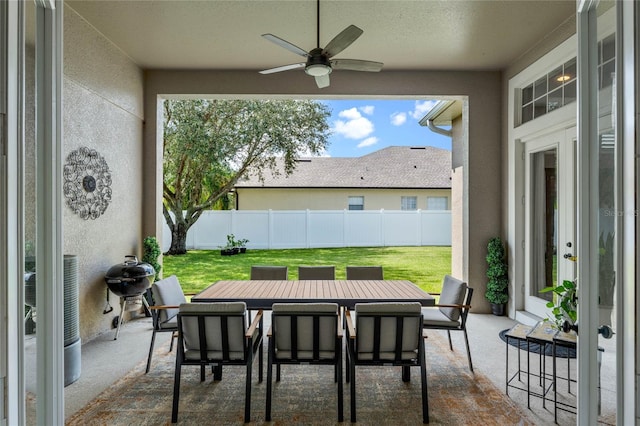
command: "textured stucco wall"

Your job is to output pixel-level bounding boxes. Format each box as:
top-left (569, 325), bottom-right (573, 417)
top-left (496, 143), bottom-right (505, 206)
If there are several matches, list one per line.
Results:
top-left (63, 6), bottom-right (144, 341)
top-left (450, 116), bottom-right (465, 281)
top-left (236, 188), bottom-right (451, 211)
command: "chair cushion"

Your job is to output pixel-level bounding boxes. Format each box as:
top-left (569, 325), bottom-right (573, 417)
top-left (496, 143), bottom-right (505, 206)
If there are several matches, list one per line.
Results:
top-left (159, 316), bottom-right (178, 330)
top-left (272, 303), bottom-right (339, 356)
top-left (438, 275), bottom-right (467, 321)
top-left (152, 275), bottom-right (186, 324)
top-left (421, 307), bottom-right (460, 327)
top-left (355, 302), bottom-right (421, 314)
top-left (180, 302), bottom-right (246, 314)
top-left (354, 303), bottom-right (422, 358)
top-left (179, 302), bottom-right (248, 357)
top-left (272, 303), bottom-right (338, 314)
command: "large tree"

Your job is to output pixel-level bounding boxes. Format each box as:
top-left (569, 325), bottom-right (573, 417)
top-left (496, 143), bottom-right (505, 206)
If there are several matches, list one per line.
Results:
top-left (163, 99), bottom-right (330, 255)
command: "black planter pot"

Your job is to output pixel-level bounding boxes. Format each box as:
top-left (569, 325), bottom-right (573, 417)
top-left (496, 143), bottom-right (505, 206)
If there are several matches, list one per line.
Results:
top-left (490, 303), bottom-right (506, 316)
top-left (239, 247), bottom-right (247, 254)
top-left (221, 248), bottom-right (236, 256)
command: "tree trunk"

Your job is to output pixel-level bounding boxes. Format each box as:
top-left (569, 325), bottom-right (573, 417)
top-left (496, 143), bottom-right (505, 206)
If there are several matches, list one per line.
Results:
top-left (166, 222), bottom-right (188, 255)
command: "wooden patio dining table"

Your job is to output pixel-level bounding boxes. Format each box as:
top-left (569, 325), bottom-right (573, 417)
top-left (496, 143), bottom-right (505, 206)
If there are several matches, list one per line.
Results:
top-left (192, 279), bottom-right (435, 309)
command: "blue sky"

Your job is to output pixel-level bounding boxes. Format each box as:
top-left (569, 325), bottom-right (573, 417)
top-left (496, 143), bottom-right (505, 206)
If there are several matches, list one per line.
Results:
top-left (318, 99), bottom-right (451, 158)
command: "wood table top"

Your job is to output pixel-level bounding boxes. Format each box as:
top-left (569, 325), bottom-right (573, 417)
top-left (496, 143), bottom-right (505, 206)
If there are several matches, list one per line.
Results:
top-left (192, 279), bottom-right (435, 309)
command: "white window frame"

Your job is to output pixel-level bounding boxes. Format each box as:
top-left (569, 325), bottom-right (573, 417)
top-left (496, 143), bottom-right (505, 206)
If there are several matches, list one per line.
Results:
top-left (400, 196), bottom-right (417, 211)
top-left (426, 196), bottom-right (448, 211)
top-left (348, 196), bottom-right (364, 210)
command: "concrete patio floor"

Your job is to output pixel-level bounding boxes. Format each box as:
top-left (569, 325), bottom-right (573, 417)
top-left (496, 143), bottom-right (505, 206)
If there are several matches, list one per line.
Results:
top-left (57, 311), bottom-right (616, 424)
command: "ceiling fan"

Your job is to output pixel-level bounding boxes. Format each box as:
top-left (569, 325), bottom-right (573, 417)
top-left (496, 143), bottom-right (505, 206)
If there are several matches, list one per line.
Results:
top-left (259, 0), bottom-right (383, 88)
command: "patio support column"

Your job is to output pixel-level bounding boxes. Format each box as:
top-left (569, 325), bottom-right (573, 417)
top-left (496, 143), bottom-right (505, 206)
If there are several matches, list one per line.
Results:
top-left (142, 88), bottom-right (165, 256)
top-left (35, 0), bottom-right (65, 422)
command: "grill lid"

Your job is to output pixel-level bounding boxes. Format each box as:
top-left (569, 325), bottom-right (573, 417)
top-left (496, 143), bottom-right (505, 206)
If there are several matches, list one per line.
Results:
top-left (105, 255), bottom-right (155, 281)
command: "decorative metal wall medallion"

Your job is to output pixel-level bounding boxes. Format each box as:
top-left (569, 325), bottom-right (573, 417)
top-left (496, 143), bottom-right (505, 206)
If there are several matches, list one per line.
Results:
top-left (64, 147), bottom-right (112, 220)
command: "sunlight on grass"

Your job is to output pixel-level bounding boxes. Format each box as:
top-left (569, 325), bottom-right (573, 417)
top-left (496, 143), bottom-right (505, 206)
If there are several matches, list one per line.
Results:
top-left (163, 246), bottom-right (451, 295)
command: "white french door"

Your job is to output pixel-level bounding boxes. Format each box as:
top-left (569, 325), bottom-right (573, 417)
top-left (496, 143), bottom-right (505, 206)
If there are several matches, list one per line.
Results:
top-left (524, 127), bottom-right (576, 319)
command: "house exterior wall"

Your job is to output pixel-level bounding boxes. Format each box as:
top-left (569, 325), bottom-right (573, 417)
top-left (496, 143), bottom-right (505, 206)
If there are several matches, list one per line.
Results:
top-left (61, 6), bottom-right (144, 341)
top-left (235, 188), bottom-right (451, 211)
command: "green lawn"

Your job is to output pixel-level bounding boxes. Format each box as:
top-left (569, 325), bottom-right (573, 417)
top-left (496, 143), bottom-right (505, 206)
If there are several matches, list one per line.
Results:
top-left (162, 246), bottom-right (451, 295)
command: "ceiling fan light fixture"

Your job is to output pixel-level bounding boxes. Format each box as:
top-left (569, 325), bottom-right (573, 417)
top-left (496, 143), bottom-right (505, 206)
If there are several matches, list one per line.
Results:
top-left (305, 63), bottom-right (332, 77)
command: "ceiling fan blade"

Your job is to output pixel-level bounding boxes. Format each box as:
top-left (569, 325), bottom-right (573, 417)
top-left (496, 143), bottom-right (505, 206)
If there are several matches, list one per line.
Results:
top-left (315, 74), bottom-right (330, 88)
top-left (323, 25), bottom-right (363, 58)
top-left (330, 59), bottom-right (383, 72)
top-left (261, 34), bottom-right (309, 58)
top-left (259, 63), bottom-right (306, 74)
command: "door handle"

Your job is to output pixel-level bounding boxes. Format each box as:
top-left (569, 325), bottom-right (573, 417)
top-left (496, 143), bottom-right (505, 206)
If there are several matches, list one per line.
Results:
top-left (563, 253), bottom-right (577, 261)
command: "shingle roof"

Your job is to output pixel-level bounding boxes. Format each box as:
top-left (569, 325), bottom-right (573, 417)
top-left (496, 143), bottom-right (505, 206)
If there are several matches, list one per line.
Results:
top-left (235, 146), bottom-right (452, 189)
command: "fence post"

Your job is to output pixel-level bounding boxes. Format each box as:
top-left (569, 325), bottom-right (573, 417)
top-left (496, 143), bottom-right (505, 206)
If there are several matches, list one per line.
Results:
top-left (380, 209), bottom-right (385, 247)
top-left (268, 209), bottom-right (273, 249)
top-left (343, 209), bottom-right (348, 247)
top-left (305, 209), bottom-right (310, 248)
top-left (230, 209), bottom-right (236, 238)
top-left (417, 209), bottom-right (422, 246)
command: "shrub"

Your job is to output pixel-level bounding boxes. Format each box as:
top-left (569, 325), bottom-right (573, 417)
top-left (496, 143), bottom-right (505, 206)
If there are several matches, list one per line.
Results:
top-left (485, 237), bottom-right (509, 305)
top-left (142, 236), bottom-right (162, 281)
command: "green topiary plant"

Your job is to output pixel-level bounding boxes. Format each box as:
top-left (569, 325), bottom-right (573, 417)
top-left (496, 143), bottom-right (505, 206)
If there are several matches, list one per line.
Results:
top-left (485, 237), bottom-right (509, 312)
top-left (142, 236), bottom-right (162, 282)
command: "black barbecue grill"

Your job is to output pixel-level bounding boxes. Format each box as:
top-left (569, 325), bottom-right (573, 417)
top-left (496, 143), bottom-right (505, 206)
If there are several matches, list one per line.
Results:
top-left (105, 255), bottom-right (155, 339)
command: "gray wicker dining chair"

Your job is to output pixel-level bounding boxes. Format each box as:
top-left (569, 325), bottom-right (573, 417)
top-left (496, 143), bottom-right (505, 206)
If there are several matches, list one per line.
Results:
top-left (345, 265), bottom-right (383, 280)
top-left (171, 302), bottom-right (263, 424)
top-left (345, 302), bottom-right (429, 424)
top-left (145, 275), bottom-right (186, 374)
top-left (250, 265), bottom-right (288, 280)
top-left (421, 275), bottom-right (474, 372)
top-left (266, 302), bottom-right (343, 422)
top-left (298, 265), bottom-right (336, 280)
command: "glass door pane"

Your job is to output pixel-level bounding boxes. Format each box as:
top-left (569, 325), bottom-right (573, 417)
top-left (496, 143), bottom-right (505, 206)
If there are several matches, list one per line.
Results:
top-left (24, 2), bottom-right (37, 423)
top-left (594, 2), bottom-right (617, 422)
top-left (530, 148), bottom-right (557, 301)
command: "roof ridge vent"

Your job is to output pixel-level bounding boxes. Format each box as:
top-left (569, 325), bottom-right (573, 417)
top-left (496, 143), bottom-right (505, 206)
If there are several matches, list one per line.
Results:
top-left (409, 147), bottom-right (426, 150)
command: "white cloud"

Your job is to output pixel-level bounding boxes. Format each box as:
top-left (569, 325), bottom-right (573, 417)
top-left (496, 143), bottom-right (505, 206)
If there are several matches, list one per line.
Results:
top-left (357, 137), bottom-right (379, 148)
top-left (390, 112), bottom-right (407, 126)
top-left (410, 100), bottom-right (439, 120)
top-left (359, 105), bottom-right (375, 115)
top-left (338, 107), bottom-right (362, 120)
top-left (332, 108), bottom-right (374, 139)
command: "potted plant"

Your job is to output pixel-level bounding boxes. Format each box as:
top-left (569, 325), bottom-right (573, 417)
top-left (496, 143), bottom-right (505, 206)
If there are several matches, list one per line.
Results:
top-left (598, 231), bottom-right (615, 326)
top-left (540, 279), bottom-right (577, 331)
top-left (236, 238), bottom-right (249, 253)
top-left (220, 234), bottom-right (240, 256)
top-left (142, 236), bottom-right (162, 282)
top-left (485, 237), bottom-right (509, 316)
top-left (220, 234), bottom-right (242, 256)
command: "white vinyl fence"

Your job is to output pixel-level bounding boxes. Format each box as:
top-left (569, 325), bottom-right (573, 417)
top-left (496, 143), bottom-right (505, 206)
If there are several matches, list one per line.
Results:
top-left (162, 209), bottom-right (451, 252)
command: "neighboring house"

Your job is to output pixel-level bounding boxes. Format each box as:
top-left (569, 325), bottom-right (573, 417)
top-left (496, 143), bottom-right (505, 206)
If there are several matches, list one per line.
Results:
top-left (234, 146), bottom-right (451, 211)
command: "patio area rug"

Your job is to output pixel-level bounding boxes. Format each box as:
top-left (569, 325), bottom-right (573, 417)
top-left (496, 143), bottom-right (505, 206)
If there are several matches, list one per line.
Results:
top-left (66, 331), bottom-right (536, 425)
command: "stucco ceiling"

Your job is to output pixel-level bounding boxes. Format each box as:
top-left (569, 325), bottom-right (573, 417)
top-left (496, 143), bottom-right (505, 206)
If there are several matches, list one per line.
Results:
top-left (65, 0), bottom-right (576, 72)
